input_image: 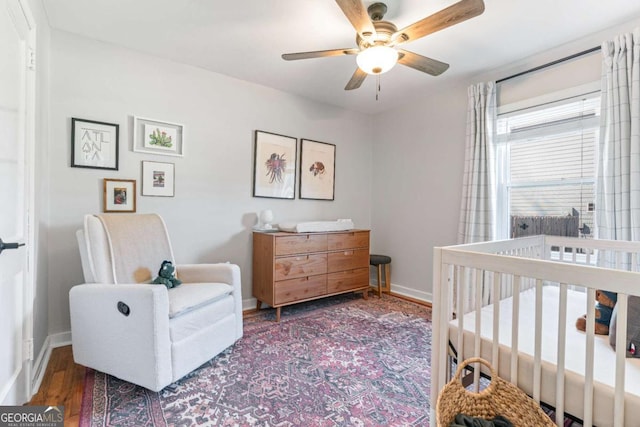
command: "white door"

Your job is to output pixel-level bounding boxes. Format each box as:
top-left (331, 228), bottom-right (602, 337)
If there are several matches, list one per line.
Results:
top-left (0, 0), bottom-right (35, 405)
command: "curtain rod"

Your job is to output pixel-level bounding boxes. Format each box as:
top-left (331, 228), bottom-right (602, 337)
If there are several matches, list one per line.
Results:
top-left (496, 46), bottom-right (601, 84)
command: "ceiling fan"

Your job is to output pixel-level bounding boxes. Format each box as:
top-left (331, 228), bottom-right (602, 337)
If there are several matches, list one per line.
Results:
top-left (282, 0), bottom-right (485, 90)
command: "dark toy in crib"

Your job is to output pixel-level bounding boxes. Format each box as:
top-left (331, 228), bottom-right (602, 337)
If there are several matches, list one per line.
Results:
top-left (576, 290), bottom-right (617, 335)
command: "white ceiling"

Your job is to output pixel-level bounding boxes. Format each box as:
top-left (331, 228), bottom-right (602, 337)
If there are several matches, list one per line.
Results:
top-left (42, 0), bottom-right (640, 115)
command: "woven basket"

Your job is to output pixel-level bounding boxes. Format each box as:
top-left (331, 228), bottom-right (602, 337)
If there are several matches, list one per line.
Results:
top-left (436, 357), bottom-right (555, 427)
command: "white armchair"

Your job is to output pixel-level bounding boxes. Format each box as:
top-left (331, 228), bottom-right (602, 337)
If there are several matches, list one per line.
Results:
top-left (70, 214), bottom-right (243, 391)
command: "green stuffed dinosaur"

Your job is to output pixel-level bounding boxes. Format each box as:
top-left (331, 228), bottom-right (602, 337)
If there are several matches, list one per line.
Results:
top-left (152, 260), bottom-right (182, 289)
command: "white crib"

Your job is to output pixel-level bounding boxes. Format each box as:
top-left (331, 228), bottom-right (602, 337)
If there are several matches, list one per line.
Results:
top-left (431, 235), bottom-right (640, 427)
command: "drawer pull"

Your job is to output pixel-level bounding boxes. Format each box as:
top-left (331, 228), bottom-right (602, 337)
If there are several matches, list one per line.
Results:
top-left (344, 250), bottom-right (353, 256)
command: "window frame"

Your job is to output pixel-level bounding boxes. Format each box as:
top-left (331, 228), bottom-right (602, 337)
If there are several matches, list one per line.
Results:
top-left (495, 82), bottom-right (601, 240)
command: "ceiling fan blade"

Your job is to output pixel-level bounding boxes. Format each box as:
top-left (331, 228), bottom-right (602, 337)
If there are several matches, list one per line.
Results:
top-left (345, 68), bottom-right (367, 90)
top-left (393, 0), bottom-right (484, 44)
top-left (282, 48), bottom-right (359, 61)
top-left (334, 0), bottom-right (377, 41)
top-left (397, 50), bottom-right (449, 76)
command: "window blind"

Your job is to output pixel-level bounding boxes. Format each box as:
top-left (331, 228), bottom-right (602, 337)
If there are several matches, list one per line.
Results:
top-left (496, 92), bottom-right (600, 238)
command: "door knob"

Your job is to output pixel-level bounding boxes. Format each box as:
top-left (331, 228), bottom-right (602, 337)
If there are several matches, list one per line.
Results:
top-left (0, 238), bottom-right (25, 255)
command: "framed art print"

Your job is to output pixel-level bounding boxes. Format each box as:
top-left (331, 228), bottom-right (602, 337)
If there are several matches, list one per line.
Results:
top-left (103, 178), bottom-right (136, 212)
top-left (71, 118), bottom-right (119, 170)
top-left (133, 116), bottom-right (184, 157)
top-left (253, 130), bottom-right (297, 199)
top-left (299, 139), bottom-right (335, 201)
top-left (142, 161), bottom-right (175, 197)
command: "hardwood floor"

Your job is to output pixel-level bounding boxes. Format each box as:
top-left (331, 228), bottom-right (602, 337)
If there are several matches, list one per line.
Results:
top-left (28, 346), bottom-right (85, 427)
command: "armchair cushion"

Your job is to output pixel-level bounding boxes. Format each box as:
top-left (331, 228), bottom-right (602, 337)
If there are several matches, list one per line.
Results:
top-left (169, 296), bottom-right (235, 343)
top-left (168, 283), bottom-right (233, 318)
top-left (96, 214), bottom-right (175, 284)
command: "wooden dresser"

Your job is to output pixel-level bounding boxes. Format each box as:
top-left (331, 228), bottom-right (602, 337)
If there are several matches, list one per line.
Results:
top-left (252, 230), bottom-right (370, 321)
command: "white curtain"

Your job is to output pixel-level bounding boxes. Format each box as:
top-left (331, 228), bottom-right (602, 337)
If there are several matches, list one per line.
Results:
top-left (456, 82), bottom-right (497, 313)
top-left (457, 82), bottom-right (497, 244)
top-left (596, 28), bottom-right (640, 263)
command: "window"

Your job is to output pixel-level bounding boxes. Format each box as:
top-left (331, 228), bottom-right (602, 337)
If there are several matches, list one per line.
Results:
top-left (495, 91), bottom-right (601, 240)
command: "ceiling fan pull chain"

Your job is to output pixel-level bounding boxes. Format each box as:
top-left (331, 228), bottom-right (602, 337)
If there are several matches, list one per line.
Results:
top-left (376, 74), bottom-right (381, 101)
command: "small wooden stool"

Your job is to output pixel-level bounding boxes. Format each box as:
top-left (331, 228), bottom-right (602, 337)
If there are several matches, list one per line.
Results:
top-left (369, 254), bottom-right (391, 297)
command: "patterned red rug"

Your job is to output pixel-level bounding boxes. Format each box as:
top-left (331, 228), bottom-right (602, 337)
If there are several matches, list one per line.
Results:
top-left (79, 294), bottom-right (432, 426)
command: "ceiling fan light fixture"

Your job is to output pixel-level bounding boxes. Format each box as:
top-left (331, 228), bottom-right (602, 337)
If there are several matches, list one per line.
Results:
top-left (356, 45), bottom-right (398, 75)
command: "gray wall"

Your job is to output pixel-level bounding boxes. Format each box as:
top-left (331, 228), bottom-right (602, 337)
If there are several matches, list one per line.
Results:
top-left (370, 83), bottom-right (468, 301)
top-left (46, 30), bottom-right (374, 335)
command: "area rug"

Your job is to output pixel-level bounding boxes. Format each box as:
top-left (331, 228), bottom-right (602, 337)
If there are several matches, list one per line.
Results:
top-left (80, 294), bottom-right (433, 426)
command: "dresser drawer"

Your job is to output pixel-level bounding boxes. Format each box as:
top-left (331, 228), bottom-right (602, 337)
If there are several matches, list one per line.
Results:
top-left (327, 268), bottom-right (369, 293)
top-left (274, 275), bottom-right (327, 305)
top-left (275, 234), bottom-right (327, 256)
top-left (327, 248), bottom-right (369, 273)
top-left (275, 254), bottom-right (327, 281)
top-left (327, 231), bottom-right (369, 251)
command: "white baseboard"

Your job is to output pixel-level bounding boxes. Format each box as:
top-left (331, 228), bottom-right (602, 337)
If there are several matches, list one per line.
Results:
top-left (386, 283), bottom-right (432, 304)
top-left (243, 285), bottom-right (432, 313)
top-left (49, 331), bottom-right (72, 348)
top-left (31, 336), bottom-right (51, 396)
top-left (31, 331), bottom-right (72, 396)
top-left (243, 297), bottom-right (260, 312)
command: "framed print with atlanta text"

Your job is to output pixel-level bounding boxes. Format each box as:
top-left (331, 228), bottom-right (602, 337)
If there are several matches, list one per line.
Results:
top-left (71, 118), bottom-right (119, 170)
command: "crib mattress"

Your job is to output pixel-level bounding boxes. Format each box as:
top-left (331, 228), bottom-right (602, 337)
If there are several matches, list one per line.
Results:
top-left (450, 286), bottom-right (640, 427)
top-left (277, 219), bottom-right (354, 233)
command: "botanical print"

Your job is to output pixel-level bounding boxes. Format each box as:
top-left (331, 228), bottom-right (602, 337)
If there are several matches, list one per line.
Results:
top-left (253, 131), bottom-right (297, 199)
top-left (265, 153), bottom-right (287, 183)
top-left (144, 124), bottom-right (177, 150)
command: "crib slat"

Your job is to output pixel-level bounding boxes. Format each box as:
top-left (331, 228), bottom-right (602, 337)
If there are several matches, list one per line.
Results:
top-left (583, 287), bottom-right (595, 427)
top-left (430, 250), bottom-right (443, 425)
top-left (533, 279), bottom-right (543, 403)
top-left (555, 283), bottom-right (567, 427)
top-left (510, 275), bottom-right (521, 385)
top-left (474, 269), bottom-right (482, 392)
top-left (614, 294), bottom-right (628, 427)
top-left (492, 272), bottom-right (501, 369)
top-left (435, 262), bottom-right (452, 404)
top-left (444, 263), bottom-right (454, 380)
top-left (457, 266), bottom-right (464, 368)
